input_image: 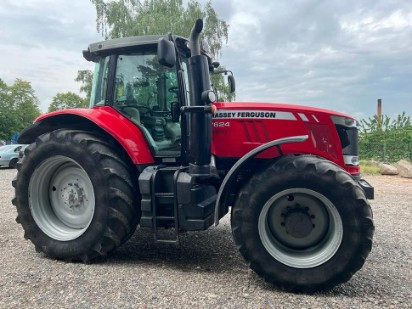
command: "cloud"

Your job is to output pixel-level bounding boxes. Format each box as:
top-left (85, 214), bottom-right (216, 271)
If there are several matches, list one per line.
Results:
top-left (0, 0), bottom-right (411, 119)
top-left (216, 0), bottom-right (412, 118)
top-left (0, 0), bottom-right (100, 111)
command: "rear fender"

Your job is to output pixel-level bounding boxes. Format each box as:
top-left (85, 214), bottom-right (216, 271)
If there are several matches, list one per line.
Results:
top-left (18, 107), bottom-right (154, 165)
top-left (214, 135), bottom-right (309, 225)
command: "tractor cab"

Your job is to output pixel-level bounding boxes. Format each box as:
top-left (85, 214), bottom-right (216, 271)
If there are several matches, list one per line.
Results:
top-left (84, 34), bottom-right (215, 159)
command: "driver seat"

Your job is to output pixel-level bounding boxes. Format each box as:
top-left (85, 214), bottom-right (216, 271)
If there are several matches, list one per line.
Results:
top-left (121, 107), bottom-right (141, 123)
top-left (119, 106), bottom-right (160, 153)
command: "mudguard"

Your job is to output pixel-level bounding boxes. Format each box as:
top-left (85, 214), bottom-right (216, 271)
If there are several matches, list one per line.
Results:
top-left (18, 106), bottom-right (155, 165)
top-left (214, 135), bottom-right (309, 225)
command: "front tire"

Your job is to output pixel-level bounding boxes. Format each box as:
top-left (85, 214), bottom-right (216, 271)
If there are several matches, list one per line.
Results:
top-left (12, 130), bottom-right (141, 262)
top-left (231, 155), bottom-right (374, 292)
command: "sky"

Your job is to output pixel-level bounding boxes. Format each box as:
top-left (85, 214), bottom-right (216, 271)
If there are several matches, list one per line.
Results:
top-left (0, 0), bottom-right (411, 120)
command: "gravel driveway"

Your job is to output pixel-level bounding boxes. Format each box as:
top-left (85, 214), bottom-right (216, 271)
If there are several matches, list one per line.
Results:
top-left (0, 168), bottom-right (411, 308)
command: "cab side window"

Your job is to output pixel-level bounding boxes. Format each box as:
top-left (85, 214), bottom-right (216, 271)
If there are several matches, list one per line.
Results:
top-left (113, 53), bottom-right (181, 156)
top-left (90, 57), bottom-right (110, 107)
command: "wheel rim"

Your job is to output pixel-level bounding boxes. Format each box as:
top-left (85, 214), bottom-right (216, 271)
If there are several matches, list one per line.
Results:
top-left (29, 156), bottom-right (95, 241)
top-left (258, 188), bottom-right (343, 268)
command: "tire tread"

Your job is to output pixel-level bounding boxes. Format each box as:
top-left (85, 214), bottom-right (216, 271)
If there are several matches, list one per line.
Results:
top-left (13, 129), bottom-right (141, 262)
top-left (231, 155), bottom-right (374, 292)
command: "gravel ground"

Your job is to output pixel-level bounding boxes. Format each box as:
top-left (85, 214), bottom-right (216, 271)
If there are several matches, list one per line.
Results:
top-left (0, 168), bottom-right (411, 308)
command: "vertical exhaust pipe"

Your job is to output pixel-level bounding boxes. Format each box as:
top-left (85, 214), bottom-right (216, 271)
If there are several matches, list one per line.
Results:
top-left (187, 19), bottom-right (213, 175)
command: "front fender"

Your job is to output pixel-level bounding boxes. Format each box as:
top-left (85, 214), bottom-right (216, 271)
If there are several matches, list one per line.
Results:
top-left (214, 135), bottom-right (309, 225)
top-left (18, 107), bottom-right (154, 165)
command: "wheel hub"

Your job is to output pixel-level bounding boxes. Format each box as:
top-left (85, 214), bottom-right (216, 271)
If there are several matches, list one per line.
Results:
top-left (268, 194), bottom-right (329, 249)
top-left (29, 156), bottom-right (95, 241)
top-left (259, 188), bottom-right (343, 268)
top-left (62, 183), bottom-right (86, 210)
top-left (282, 206), bottom-right (313, 238)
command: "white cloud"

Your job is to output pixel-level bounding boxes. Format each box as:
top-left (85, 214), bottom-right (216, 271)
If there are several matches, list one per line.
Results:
top-left (217, 0), bottom-right (412, 117)
top-left (0, 0), bottom-right (411, 119)
top-left (0, 0), bottom-right (100, 112)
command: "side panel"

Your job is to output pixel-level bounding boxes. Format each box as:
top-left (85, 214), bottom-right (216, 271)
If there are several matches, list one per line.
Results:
top-left (211, 102), bottom-right (346, 168)
top-left (31, 107), bottom-right (155, 165)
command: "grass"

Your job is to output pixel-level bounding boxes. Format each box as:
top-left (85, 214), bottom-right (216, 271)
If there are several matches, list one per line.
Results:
top-left (360, 160), bottom-right (381, 175)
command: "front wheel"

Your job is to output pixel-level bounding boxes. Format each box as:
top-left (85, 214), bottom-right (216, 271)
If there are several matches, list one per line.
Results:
top-left (13, 130), bottom-right (140, 262)
top-left (231, 155), bottom-right (374, 292)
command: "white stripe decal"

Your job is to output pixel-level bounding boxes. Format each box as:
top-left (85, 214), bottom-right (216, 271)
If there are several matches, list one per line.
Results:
top-left (298, 113), bottom-right (309, 122)
top-left (213, 109), bottom-right (297, 120)
top-left (312, 114), bottom-right (320, 123)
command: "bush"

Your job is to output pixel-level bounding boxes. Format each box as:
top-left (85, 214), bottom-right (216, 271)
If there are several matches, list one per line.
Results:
top-left (359, 112), bottom-right (412, 162)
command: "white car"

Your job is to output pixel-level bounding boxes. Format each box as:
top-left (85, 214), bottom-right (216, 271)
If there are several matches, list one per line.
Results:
top-left (0, 144), bottom-right (28, 168)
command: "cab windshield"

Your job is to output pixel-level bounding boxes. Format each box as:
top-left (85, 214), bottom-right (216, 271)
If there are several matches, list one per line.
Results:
top-left (114, 53), bottom-right (178, 111)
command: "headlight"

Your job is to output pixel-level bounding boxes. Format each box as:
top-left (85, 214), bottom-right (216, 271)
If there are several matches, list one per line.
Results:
top-left (331, 115), bottom-right (357, 128)
top-left (343, 155), bottom-right (359, 166)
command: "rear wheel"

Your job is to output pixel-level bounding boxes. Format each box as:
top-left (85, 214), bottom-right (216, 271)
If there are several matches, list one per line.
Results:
top-left (13, 130), bottom-right (141, 262)
top-left (231, 155), bottom-right (374, 292)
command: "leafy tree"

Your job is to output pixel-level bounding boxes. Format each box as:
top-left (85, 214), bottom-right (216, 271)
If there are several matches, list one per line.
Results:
top-left (48, 92), bottom-right (88, 112)
top-left (9, 79), bottom-right (41, 132)
top-left (90, 0), bottom-right (234, 101)
top-left (75, 70), bottom-right (94, 102)
top-left (0, 79), bottom-right (40, 140)
top-left (0, 79), bottom-right (16, 140)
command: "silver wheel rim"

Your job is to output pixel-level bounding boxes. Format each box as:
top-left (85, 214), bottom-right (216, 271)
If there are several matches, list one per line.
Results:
top-left (29, 156), bottom-right (95, 241)
top-left (258, 188), bottom-right (343, 268)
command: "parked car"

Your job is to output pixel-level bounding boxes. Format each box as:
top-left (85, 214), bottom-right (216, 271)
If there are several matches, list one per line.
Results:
top-left (0, 144), bottom-right (28, 168)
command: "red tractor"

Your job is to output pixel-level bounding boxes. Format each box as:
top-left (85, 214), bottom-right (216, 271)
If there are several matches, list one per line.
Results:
top-left (13, 20), bottom-right (374, 292)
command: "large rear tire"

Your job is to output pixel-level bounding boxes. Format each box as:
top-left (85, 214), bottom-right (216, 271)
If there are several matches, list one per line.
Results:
top-left (12, 130), bottom-right (141, 262)
top-left (231, 155), bottom-right (374, 292)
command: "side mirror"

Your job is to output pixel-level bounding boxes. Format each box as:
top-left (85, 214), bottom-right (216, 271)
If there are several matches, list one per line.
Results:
top-left (228, 75), bottom-right (236, 93)
top-left (171, 102), bottom-right (180, 122)
top-left (158, 38), bottom-right (176, 68)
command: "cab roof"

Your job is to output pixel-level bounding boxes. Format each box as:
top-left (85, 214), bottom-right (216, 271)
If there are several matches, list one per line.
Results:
top-left (83, 35), bottom-right (165, 61)
top-left (83, 34), bottom-right (211, 62)
top-left (88, 35), bottom-right (164, 54)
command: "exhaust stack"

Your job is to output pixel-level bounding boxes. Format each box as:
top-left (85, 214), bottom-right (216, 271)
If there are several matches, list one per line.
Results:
top-left (187, 19), bottom-right (214, 175)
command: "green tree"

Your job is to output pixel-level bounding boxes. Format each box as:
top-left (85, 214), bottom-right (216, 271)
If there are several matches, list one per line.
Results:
top-left (0, 78), bottom-right (40, 140)
top-left (90, 0), bottom-right (234, 101)
top-left (75, 70), bottom-right (93, 102)
top-left (48, 92), bottom-right (88, 112)
top-left (0, 79), bottom-right (16, 140)
top-left (9, 79), bottom-right (41, 132)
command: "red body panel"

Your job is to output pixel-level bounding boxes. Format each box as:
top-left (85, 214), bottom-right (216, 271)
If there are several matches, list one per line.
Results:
top-left (35, 107), bottom-right (155, 165)
top-left (212, 102), bottom-right (359, 174)
top-left (35, 102), bottom-right (359, 174)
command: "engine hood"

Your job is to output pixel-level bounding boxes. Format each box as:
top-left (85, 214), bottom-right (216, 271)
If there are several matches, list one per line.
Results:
top-left (214, 102), bottom-right (354, 119)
